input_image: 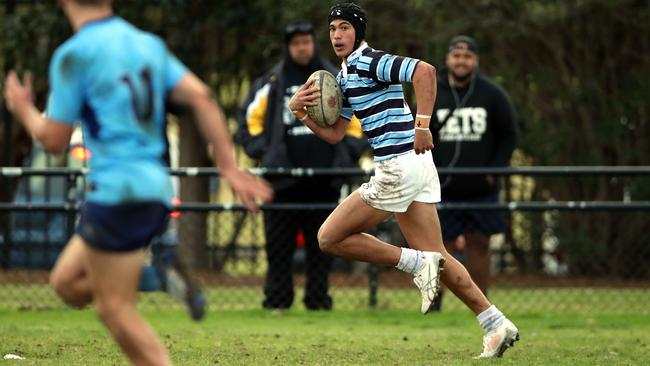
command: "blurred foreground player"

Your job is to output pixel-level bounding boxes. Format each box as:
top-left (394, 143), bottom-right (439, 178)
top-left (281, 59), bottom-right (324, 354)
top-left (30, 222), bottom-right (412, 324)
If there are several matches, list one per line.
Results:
top-left (3, 0), bottom-right (272, 365)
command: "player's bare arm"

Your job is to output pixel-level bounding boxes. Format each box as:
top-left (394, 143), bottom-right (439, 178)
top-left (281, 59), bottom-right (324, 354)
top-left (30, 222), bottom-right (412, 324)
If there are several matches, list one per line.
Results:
top-left (288, 79), bottom-right (350, 144)
top-left (411, 61), bottom-right (437, 154)
top-left (4, 71), bottom-right (73, 153)
top-left (170, 72), bottom-right (273, 212)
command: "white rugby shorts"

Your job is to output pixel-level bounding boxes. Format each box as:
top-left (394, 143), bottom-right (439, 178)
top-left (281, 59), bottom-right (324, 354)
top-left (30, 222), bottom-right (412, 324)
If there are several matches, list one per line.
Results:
top-left (357, 150), bottom-right (441, 213)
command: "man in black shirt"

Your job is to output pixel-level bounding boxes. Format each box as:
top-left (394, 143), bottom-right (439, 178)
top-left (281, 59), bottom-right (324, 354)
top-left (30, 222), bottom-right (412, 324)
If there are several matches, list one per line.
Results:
top-left (430, 35), bottom-right (518, 310)
top-left (237, 21), bottom-right (366, 311)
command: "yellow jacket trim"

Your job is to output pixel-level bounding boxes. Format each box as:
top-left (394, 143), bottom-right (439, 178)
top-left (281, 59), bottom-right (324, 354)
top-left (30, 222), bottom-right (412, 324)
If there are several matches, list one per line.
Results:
top-left (245, 83), bottom-right (270, 137)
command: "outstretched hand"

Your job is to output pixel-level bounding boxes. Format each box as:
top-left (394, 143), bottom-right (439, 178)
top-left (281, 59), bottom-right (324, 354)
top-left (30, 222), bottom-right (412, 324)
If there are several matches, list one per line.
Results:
top-left (4, 70), bottom-right (34, 116)
top-left (221, 168), bottom-right (273, 213)
top-left (288, 78), bottom-right (321, 112)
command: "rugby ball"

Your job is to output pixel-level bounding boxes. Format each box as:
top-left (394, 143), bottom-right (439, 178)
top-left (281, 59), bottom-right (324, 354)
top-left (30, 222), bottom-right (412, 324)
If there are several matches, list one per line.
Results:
top-left (305, 70), bottom-right (342, 128)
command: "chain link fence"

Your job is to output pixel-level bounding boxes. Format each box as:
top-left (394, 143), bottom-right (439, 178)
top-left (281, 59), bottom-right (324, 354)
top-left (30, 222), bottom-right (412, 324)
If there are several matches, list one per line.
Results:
top-left (1, 166), bottom-right (650, 315)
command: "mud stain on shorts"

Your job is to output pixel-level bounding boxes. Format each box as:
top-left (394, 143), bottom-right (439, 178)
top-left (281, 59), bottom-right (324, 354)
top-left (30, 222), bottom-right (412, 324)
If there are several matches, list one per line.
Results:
top-left (379, 159), bottom-right (404, 195)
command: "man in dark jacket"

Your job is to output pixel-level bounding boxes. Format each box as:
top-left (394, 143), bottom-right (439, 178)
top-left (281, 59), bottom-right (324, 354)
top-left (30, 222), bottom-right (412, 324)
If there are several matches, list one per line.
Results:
top-left (430, 35), bottom-right (518, 310)
top-left (237, 20), bottom-right (367, 311)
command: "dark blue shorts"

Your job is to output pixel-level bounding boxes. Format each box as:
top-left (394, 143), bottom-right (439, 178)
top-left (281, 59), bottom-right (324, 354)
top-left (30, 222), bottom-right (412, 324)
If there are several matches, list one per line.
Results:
top-left (76, 201), bottom-right (169, 252)
top-left (438, 192), bottom-right (506, 242)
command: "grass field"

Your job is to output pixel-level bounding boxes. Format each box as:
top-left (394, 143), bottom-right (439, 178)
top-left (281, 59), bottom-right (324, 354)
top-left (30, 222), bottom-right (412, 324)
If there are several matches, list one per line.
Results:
top-left (2, 284), bottom-right (649, 315)
top-left (1, 286), bottom-right (650, 365)
top-left (1, 308), bottom-right (649, 365)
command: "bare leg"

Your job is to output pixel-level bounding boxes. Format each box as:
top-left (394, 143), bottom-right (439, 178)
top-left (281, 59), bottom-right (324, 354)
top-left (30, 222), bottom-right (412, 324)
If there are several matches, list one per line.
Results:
top-left (436, 239), bottom-right (457, 285)
top-left (395, 202), bottom-right (491, 315)
top-left (85, 245), bottom-right (172, 366)
top-left (317, 192), bottom-right (397, 265)
top-left (464, 233), bottom-right (490, 294)
top-left (49, 235), bottom-right (92, 307)
top-left (440, 239), bottom-right (458, 282)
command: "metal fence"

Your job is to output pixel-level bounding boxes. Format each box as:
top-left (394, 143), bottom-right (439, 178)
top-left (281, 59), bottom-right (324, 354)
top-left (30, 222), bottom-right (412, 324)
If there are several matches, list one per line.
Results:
top-left (1, 166), bottom-right (649, 315)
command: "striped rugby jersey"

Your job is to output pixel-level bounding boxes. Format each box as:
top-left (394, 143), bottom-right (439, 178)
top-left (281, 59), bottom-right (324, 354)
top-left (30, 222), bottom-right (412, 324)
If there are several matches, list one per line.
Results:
top-left (337, 43), bottom-right (420, 161)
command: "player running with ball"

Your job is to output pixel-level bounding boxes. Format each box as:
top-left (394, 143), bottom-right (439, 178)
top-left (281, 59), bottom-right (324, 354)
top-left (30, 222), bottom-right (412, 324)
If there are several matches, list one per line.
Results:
top-left (289, 2), bottom-right (519, 359)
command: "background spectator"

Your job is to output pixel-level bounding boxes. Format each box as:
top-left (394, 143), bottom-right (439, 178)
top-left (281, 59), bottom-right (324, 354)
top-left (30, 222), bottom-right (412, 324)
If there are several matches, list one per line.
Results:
top-left (430, 35), bottom-right (518, 311)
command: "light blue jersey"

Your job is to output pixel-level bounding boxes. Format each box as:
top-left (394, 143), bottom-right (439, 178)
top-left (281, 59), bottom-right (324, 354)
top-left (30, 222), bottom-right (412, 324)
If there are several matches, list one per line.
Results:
top-left (46, 16), bottom-right (188, 205)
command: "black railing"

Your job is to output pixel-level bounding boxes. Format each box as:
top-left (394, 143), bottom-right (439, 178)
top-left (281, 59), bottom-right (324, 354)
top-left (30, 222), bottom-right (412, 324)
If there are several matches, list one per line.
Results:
top-left (2, 166), bottom-right (649, 214)
top-left (1, 166), bottom-right (650, 312)
top-left (4, 165), bottom-right (650, 177)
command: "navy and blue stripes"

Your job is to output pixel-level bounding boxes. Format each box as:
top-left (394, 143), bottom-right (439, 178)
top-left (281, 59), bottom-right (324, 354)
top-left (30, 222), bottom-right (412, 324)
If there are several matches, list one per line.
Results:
top-left (337, 44), bottom-right (420, 161)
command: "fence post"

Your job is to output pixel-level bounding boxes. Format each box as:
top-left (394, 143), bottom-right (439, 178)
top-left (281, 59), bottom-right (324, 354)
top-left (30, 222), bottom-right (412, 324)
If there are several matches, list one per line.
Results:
top-left (1, 0), bottom-right (17, 270)
top-left (1, 213), bottom-right (11, 269)
top-left (368, 264), bottom-right (378, 308)
top-left (65, 172), bottom-right (77, 241)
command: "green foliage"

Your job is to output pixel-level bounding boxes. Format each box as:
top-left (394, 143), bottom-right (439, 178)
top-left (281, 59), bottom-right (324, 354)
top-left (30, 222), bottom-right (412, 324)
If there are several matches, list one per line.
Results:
top-left (3, 0), bottom-right (647, 164)
top-left (1, 0), bottom-right (648, 276)
top-left (1, 2), bottom-right (68, 107)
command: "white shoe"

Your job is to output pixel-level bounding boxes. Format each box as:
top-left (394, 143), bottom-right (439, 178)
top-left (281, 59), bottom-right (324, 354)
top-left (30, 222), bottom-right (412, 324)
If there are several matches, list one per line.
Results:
top-left (412, 251), bottom-right (445, 314)
top-left (475, 318), bottom-right (520, 359)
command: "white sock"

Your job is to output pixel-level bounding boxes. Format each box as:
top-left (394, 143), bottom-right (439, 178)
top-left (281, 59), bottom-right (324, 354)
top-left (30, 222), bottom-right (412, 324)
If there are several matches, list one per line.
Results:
top-left (477, 305), bottom-right (505, 333)
top-left (395, 248), bottom-right (426, 274)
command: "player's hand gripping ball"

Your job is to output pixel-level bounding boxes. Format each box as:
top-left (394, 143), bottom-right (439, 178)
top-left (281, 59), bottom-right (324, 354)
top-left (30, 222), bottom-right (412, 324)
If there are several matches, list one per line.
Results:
top-left (305, 70), bottom-right (342, 128)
